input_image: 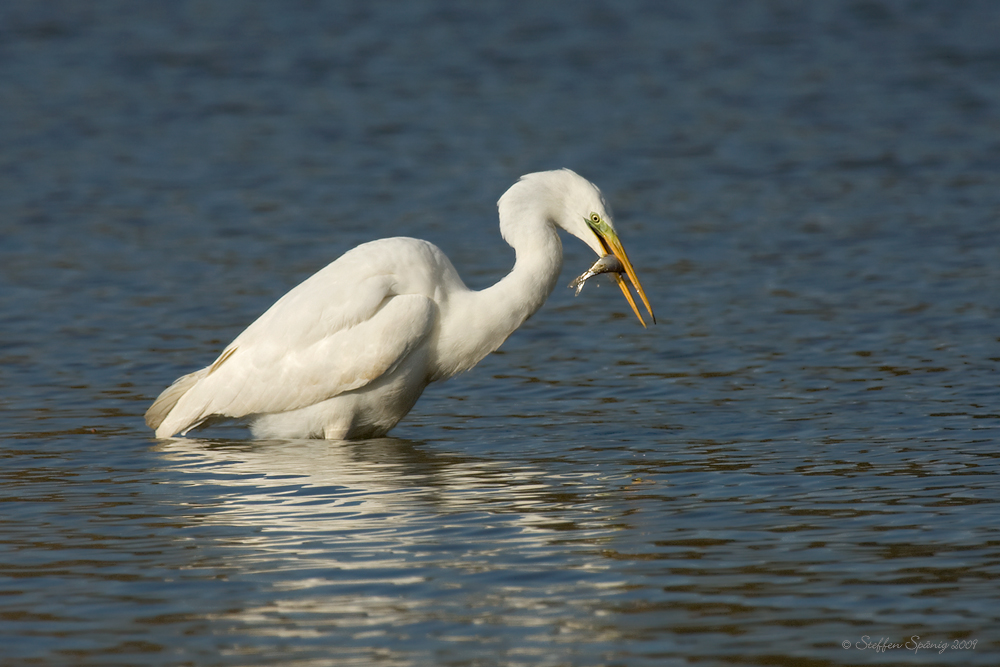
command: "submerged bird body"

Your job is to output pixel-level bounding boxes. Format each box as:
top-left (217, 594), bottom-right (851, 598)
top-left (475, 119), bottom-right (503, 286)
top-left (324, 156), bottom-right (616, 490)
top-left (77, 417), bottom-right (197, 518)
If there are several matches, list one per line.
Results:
top-left (146, 169), bottom-right (654, 440)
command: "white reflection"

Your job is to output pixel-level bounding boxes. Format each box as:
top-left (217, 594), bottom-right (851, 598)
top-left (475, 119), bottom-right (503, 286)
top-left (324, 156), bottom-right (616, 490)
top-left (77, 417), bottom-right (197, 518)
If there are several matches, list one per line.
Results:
top-left (153, 436), bottom-right (626, 554)
top-left (151, 437), bottom-right (625, 644)
top-left (155, 436), bottom-right (493, 539)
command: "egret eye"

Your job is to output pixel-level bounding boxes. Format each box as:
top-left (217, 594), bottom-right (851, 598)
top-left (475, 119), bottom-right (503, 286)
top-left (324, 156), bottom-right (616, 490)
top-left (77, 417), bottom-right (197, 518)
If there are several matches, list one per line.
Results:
top-left (590, 213), bottom-right (601, 223)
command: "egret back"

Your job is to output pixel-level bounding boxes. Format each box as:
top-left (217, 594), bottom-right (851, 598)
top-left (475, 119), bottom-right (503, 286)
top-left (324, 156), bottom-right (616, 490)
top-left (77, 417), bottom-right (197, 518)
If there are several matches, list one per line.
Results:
top-left (148, 237), bottom-right (456, 438)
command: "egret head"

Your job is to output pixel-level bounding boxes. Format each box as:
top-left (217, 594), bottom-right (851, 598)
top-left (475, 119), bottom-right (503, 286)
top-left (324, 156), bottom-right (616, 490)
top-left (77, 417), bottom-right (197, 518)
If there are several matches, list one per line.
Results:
top-left (500, 169), bottom-right (655, 327)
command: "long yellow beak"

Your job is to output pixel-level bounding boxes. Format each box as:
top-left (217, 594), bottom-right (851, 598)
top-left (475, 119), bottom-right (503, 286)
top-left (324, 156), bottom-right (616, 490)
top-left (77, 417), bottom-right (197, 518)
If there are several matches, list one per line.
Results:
top-left (588, 218), bottom-right (656, 327)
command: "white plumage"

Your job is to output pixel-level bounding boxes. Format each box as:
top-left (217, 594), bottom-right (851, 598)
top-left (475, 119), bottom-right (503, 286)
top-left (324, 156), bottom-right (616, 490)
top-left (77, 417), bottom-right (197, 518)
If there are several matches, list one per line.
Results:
top-left (146, 169), bottom-right (654, 440)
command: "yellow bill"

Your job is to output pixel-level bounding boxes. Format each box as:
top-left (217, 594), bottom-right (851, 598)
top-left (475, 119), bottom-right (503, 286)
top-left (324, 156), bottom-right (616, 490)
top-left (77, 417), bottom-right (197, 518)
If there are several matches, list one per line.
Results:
top-left (587, 217), bottom-right (656, 327)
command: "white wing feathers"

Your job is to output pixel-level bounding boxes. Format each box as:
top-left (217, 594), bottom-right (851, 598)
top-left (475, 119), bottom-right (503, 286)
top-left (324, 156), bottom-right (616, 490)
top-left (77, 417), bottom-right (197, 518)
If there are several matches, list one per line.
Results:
top-left (149, 267), bottom-right (436, 437)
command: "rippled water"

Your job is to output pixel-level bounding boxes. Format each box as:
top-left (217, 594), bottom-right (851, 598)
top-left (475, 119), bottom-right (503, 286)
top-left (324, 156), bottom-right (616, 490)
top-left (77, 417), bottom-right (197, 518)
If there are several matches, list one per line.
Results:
top-left (2, 1), bottom-right (999, 665)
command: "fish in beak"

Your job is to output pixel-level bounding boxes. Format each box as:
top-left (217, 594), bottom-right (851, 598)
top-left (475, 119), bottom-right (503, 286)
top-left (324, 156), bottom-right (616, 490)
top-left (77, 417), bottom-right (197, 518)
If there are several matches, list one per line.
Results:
top-left (582, 216), bottom-right (656, 327)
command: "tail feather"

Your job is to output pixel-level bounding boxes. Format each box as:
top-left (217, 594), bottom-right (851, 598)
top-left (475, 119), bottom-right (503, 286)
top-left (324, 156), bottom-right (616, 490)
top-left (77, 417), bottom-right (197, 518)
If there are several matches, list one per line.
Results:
top-left (145, 368), bottom-right (210, 435)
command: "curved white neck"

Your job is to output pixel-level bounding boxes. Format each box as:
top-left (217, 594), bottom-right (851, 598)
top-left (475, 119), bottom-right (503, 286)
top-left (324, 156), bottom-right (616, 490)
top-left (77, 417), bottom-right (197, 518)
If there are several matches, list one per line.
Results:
top-left (481, 216), bottom-right (564, 335)
top-left (434, 216), bottom-right (563, 380)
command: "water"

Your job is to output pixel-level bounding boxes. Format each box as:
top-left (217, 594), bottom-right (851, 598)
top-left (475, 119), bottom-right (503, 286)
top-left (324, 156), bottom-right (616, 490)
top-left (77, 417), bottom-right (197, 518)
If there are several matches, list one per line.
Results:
top-left (2, 1), bottom-right (999, 665)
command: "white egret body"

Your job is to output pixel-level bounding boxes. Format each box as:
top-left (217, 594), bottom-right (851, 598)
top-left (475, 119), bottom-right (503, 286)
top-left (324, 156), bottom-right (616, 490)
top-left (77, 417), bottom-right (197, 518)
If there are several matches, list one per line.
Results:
top-left (146, 169), bottom-right (654, 440)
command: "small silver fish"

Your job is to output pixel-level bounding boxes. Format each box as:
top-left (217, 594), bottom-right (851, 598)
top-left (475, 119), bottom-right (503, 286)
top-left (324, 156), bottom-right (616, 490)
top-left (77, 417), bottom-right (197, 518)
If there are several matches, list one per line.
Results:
top-left (568, 254), bottom-right (625, 296)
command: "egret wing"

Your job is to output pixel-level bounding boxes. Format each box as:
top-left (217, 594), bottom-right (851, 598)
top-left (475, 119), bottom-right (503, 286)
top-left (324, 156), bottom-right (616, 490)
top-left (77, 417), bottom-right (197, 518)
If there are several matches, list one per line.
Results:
top-left (154, 271), bottom-right (436, 436)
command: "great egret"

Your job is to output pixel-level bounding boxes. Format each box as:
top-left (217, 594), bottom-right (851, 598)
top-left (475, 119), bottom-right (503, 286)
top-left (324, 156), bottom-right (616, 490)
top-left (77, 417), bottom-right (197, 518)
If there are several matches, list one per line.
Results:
top-left (146, 169), bottom-right (655, 440)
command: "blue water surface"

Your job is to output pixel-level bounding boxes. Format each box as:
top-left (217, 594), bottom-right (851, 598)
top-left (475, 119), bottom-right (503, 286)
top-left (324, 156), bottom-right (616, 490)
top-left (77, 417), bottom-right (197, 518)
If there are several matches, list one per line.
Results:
top-left (1, 1), bottom-right (999, 665)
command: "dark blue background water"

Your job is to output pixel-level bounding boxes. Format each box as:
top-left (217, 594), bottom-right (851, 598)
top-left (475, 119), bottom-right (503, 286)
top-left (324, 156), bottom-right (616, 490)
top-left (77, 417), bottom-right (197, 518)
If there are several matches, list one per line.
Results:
top-left (2, 1), bottom-right (998, 665)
